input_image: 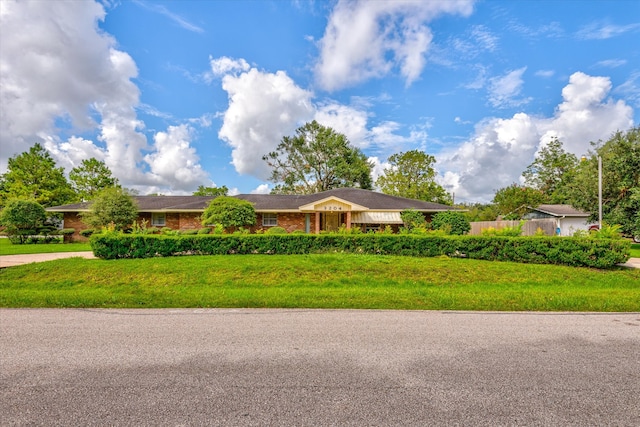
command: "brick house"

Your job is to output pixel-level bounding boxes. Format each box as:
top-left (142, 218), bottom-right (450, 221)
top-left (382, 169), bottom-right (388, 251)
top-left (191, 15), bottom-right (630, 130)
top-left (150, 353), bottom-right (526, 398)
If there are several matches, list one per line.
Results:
top-left (48, 188), bottom-right (457, 240)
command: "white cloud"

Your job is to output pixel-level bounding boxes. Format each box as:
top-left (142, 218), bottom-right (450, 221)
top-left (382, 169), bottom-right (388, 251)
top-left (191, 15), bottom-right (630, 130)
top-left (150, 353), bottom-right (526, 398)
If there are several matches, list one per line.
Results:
top-left (577, 22), bottom-right (640, 40)
top-left (144, 124), bottom-right (209, 192)
top-left (438, 72), bottom-right (634, 202)
top-left (0, 0), bottom-right (211, 194)
top-left (250, 184), bottom-right (271, 195)
top-left (594, 59), bottom-right (627, 68)
top-left (132, 0), bottom-right (204, 33)
top-left (615, 71), bottom-right (640, 107)
top-left (217, 65), bottom-right (315, 179)
top-left (535, 70), bottom-right (555, 78)
top-left (314, 103), bottom-right (370, 148)
top-left (368, 156), bottom-right (390, 185)
top-left (314, 0), bottom-right (475, 91)
top-left (488, 67), bottom-right (530, 108)
top-left (208, 56), bottom-right (250, 79)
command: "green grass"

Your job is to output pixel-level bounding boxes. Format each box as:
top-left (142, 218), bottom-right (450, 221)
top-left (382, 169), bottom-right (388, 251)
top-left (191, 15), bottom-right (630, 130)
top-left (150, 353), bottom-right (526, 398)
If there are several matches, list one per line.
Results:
top-left (630, 243), bottom-right (640, 258)
top-left (0, 238), bottom-right (91, 255)
top-left (1, 254), bottom-right (638, 311)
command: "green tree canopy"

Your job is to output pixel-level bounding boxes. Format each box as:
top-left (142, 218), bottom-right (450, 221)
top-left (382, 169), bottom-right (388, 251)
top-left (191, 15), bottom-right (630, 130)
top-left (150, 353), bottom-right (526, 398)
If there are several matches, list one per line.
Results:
top-left (431, 211), bottom-right (470, 235)
top-left (566, 126), bottom-right (640, 236)
top-left (522, 137), bottom-right (578, 203)
top-left (0, 143), bottom-right (75, 208)
top-left (0, 199), bottom-right (47, 243)
top-left (376, 150), bottom-right (451, 204)
top-left (81, 187), bottom-right (138, 231)
top-left (69, 158), bottom-right (118, 202)
top-left (400, 209), bottom-right (427, 232)
top-left (263, 121), bottom-right (373, 194)
top-left (201, 196), bottom-right (256, 232)
top-left (192, 185), bottom-right (228, 197)
top-left (492, 184), bottom-right (546, 219)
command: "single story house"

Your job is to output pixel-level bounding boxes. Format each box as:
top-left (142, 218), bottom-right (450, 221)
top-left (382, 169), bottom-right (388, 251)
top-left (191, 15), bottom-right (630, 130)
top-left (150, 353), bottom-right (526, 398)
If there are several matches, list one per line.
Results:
top-left (522, 204), bottom-right (596, 236)
top-left (47, 188), bottom-right (458, 240)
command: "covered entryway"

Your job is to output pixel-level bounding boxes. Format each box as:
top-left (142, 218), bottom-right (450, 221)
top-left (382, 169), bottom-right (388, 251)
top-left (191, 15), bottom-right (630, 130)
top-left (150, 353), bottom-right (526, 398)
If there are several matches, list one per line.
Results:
top-left (299, 196), bottom-right (368, 234)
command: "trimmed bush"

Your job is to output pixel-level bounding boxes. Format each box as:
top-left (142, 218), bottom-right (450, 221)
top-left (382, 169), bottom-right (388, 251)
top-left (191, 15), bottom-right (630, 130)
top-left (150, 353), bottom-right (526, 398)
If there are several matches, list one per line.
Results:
top-left (80, 229), bottom-right (95, 238)
top-left (90, 234), bottom-right (630, 269)
top-left (265, 226), bottom-right (287, 235)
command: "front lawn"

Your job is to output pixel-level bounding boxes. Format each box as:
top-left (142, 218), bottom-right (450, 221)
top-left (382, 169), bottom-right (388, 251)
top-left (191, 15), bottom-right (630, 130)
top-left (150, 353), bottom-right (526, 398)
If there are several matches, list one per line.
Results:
top-left (0, 238), bottom-right (91, 255)
top-left (630, 243), bottom-right (640, 258)
top-left (1, 254), bottom-right (638, 311)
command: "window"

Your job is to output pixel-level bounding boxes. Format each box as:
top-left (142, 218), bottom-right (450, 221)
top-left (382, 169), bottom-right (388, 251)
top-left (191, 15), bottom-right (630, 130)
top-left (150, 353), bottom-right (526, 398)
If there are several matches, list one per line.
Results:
top-left (262, 213), bottom-right (278, 226)
top-left (151, 213), bottom-right (166, 227)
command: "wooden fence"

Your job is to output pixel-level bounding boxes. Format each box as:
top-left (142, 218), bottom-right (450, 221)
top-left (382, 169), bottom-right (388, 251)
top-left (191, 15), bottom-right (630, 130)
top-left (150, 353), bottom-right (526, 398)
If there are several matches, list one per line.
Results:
top-left (469, 219), bottom-right (557, 236)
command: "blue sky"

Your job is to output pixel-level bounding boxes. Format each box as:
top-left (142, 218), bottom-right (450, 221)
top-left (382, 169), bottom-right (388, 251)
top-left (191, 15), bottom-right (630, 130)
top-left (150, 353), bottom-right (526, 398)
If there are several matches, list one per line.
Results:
top-left (1, 0), bottom-right (638, 202)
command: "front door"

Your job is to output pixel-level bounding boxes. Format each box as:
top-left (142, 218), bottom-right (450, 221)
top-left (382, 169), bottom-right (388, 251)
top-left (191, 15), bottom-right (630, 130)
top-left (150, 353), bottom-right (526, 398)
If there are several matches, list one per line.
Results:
top-left (322, 212), bottom-right (341, 232)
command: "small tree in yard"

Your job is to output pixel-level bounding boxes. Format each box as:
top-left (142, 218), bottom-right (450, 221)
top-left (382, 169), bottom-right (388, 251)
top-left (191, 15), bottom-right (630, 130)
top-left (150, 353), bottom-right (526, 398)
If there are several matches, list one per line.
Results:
top-left (431, 211), bottom-right (470, 235)
top-left (81, 188), bottom-right (138, 231)
top-left (201, 196), bottom-right (256, 233)
top-left (400, 209), bottom-right (427, 233)
top-left (0, 199), bottom-right (47, 243)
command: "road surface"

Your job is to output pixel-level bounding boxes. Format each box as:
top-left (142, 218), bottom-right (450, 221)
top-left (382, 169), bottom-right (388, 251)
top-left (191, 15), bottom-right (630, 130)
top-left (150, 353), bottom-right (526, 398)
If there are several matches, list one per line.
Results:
top-left (1, 309), bottom-right (639, 426)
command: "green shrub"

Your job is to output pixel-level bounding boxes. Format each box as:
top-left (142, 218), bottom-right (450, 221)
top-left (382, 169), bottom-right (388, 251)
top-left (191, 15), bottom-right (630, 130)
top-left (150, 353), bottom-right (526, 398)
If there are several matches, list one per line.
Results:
top-left (0, 199), bottom-right (48, 244)
top-left (265, 226), bottom-right (287, 234)
top-left (400, 209), bottom-right (427, 233)
top-left (431, 211), bottom-right (470, 235)
top-left (201, 197), bottom-right (256, 232)
top-left (90, 234), bottom-right (630, 268)
top-left (198, 227), bottom-right (211, 235)
top-left (180, 229), bottom-right (199, 235)
top-left (79, 229), bottom-right (95, 238)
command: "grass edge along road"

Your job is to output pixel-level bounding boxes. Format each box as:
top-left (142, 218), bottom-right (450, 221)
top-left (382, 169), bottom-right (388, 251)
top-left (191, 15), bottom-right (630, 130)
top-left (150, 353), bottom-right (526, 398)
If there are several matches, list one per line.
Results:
top-left (0, 238), bottom-right (91, 255)
top-left (1, 254), bottom-right (638, 311)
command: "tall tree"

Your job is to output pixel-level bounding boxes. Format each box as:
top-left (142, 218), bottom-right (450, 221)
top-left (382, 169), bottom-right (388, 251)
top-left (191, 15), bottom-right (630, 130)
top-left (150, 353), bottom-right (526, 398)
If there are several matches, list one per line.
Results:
top-left (376, 150), bottom-right (451, 204)
top-left (263, 121), bottom-right (373, 194)
top-left (69, 158), bottom-right (118, 202)
top-left (193, 185), bottom-right (228, 197)
top-left (492, 184), bottom-right (546, 219)
top-left (522, 137), bottom-right (578, 203)
top-left (81, 187), bottom-right (138, 231)
top-left (566, 126), bottom-right (640, 236)
top-left (0, 143), bottom-right (75, 208)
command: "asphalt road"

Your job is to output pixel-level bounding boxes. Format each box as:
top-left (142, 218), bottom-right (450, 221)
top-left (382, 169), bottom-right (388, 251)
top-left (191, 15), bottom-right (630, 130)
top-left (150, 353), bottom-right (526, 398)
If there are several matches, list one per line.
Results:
top-left (1, 309), bottom-right (639, 426)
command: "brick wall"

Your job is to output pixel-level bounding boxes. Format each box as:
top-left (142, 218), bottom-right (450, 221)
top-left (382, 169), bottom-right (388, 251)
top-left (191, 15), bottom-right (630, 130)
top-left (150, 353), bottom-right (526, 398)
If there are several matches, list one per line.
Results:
top-left (252, 212), bottom-right (307, 233)
top-left (63, 213), bottom-right (89, 242)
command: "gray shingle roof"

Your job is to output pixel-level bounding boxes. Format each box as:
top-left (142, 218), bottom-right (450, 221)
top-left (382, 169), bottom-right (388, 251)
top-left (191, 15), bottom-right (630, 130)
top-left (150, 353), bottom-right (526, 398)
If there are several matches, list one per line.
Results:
top-left (47, 188), bottom-right (457, 212)
top-left (531, 204), bottom-right (590, 217)
top-left (237, 188), bottom-right (455, 211)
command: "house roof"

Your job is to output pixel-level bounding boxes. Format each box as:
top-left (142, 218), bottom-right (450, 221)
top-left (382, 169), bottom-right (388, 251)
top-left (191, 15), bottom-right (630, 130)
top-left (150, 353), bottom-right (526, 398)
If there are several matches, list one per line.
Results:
top-left (47, 188), bottom-right (457, 213)
top-left (236, 188), bottom-right (454, 211)
top-left (529, 204), bottom-right (590, 217)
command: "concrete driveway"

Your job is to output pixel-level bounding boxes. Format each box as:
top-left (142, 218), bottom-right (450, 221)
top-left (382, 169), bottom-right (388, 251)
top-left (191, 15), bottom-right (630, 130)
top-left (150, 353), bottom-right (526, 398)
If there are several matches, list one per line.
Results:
top-left (2, 309), bottom-right (639, 426)
top-left (0, 251), bottom-right (96, 268)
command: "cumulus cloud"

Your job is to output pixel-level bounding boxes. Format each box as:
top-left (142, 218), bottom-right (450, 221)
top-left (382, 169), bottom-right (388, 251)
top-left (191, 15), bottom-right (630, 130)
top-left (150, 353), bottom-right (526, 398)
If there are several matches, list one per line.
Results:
top-left (438, 72), bottom-right (634, 202)
top-left (213, 60), bottom-right (419, 181)
top-left (0, 0), bottom-right (211, 194)
top-left (250, 184), bottom-right (271, 195)
top-left (314, 0), bottom-right (474, 91)
top-left (314, 102), bottom-right (370, 147)
top-left (217, 66), bottom-right (315, 179)
top-left (144, 125), bottom-right (209, 192)
top-left (206, 56), bottom-right (251, 81)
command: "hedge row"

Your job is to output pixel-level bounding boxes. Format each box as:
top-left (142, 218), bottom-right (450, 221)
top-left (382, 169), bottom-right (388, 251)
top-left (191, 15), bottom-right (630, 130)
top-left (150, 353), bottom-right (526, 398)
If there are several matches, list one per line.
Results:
top-left (90, 234), bottom-right (631, 269)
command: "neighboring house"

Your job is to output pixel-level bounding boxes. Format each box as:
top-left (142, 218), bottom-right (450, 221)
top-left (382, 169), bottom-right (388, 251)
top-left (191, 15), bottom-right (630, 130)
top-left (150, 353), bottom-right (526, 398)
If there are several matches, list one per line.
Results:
top-left (522, 204), bottom-right (596, 236)
top-left (47, 188), bottom-right (458, 240)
